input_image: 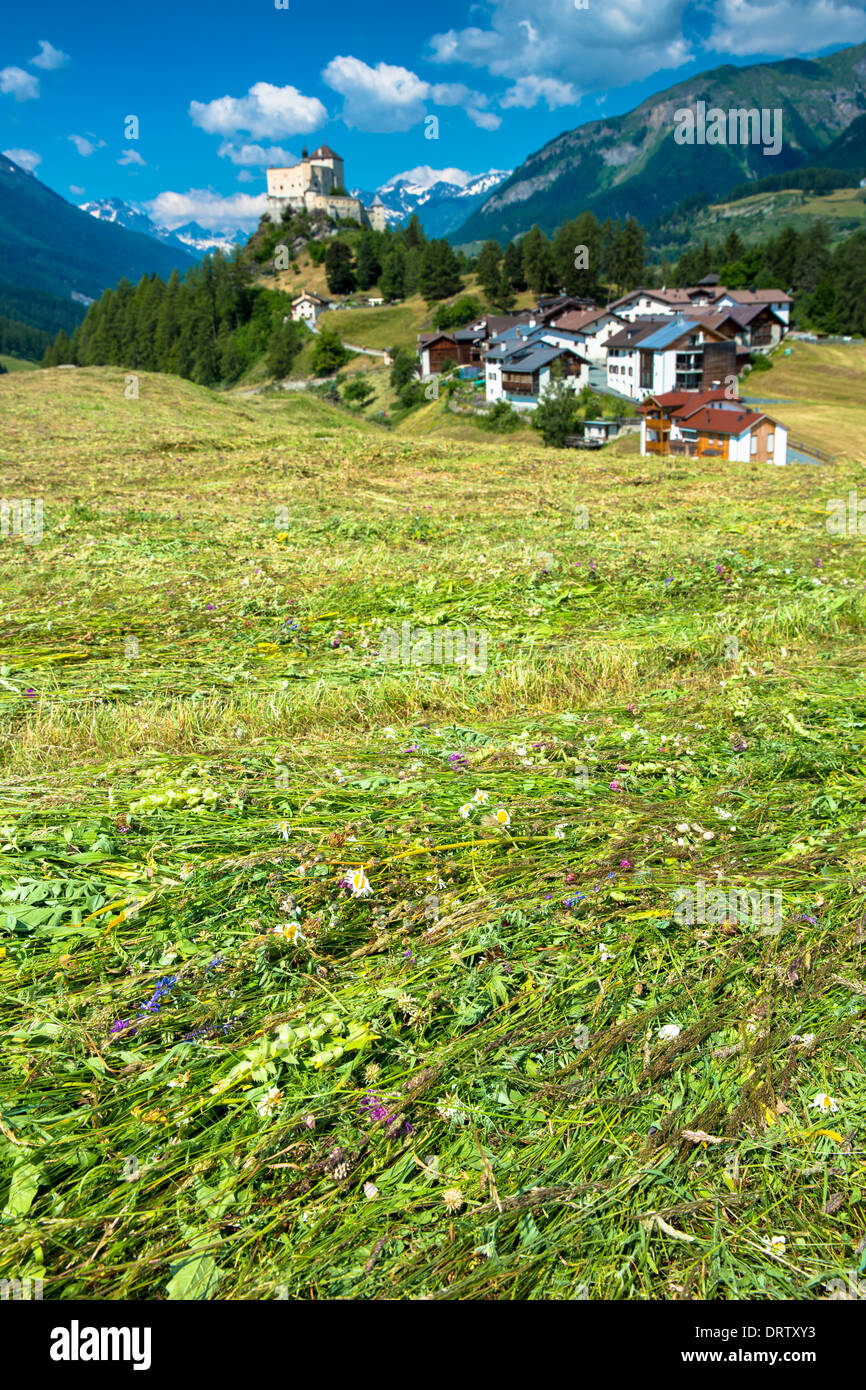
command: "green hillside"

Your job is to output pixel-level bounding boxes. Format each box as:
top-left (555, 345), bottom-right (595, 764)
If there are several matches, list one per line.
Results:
top-left (0, 154), bottom-right (196, 331)
top-left (455, 44), bottom-right (866, 245)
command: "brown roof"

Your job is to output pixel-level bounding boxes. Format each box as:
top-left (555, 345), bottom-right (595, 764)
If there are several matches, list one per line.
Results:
top-left (606, 318), bottom-right (670, 349)
top-left (639, 387), bottom-right (736, 414)
top-left (679, 407), bottom-right (765, 434)
top-left (721, 289), bottom-right (792, 305)
top-left (553, 308), bottom-right (623, 332)
top-left (309, 145), bottom-right (341, 160)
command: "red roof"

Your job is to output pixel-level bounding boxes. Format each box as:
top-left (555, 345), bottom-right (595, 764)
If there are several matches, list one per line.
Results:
top-left (639, 388), bottom-right (736, 414)
top-left (679, 407), bottom-right (764, 435)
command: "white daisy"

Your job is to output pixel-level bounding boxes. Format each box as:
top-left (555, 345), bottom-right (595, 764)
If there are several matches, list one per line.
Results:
top-left (472, 789), bottom-right (489, 804)
top-left (554, 824), bottom-right (567, 840)
top-left (276, 820), bottom-right (291, 840)
top-left (658, 1023), bottom-right (681, 1041)
top-left (345, 867), bottom-right (373, 897)
top-left (763, 1235), bottom-right (787, 1257)
top-left (494, 808), bottom-right (511, 827)
top-left (810, 1092), bottom-right (839, 1114)
top-left (459, 803), bottom-right (473, 819)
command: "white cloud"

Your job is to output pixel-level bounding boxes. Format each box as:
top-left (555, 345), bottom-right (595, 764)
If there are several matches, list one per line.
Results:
top-left (190, 83), bottom-right (326, 139)
top-left (146, 188), bottom-right (268, 232)
top-left (217, 141), bottom-right (298, 166)
top-left (0, 66), bottom-right (40, 101)
top-left (29, 40), bottom-right (70, 70)
top-left (469, 107), bottom-right (502, 129)
top-left (3, 147), bottom-right (41, 171)
top-left (236, 169), bottom-right (255, 183)
top-left (708, 0), bottom-right (866, 56)
top-left (428, 0), bottom-right (693, 91)
top-left (117, 149), bottom-right (146, 166)
top-left (68, 134), bottom-right (104, 157)
top-left (322, 56), bottom-right (428, 132)
top-left (69, 184), bottom-right (85, 195)
top-left (500, 76), bottom-right (580, 109)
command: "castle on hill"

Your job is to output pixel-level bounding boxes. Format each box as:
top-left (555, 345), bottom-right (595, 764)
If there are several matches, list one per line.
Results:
top-left (266, 145), bottom-right (387, 231)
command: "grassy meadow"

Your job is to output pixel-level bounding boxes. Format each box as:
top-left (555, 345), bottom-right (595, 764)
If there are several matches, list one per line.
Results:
top-left (1, 356), bottom-right (865, 1301)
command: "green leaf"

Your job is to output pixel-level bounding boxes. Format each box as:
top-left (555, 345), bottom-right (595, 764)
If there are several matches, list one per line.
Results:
top-left (4, 1158), bottom-right (42, 1217)
top-left (166, 1247), bottom-right (221, 1300)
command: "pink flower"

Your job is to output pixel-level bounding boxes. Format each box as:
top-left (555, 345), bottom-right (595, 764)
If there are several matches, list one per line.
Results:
top-left (609, 780), bottom-right (621, 791)
top-left (620, 858), bottom-right (633, 869)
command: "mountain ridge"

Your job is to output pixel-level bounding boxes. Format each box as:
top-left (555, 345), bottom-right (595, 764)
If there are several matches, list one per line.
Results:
top-left (453, 42), bottom-right (866, 245)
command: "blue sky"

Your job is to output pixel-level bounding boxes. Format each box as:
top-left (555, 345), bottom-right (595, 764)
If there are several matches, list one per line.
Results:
top-left (2, 1), bottom-right (865, 230)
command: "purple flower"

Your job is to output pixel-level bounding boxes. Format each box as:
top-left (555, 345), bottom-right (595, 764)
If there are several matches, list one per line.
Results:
top-left (609, 779), bottom-right (621, 791)
top-left (620, 858), bottom-right (633, 870)
top-left (205, 603), bottom-right (215, 611)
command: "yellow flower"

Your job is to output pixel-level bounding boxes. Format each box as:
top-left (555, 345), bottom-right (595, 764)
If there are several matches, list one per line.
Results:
top-left (472, 789), bottom-right (489, 804)
top-left (494, 808), bottom-right (511, 827)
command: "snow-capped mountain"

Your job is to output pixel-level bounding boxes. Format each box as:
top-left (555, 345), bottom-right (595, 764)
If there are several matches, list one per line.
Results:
top-left (78, 198), bottom-right (246, 259)
top-left (352, 167), bottom-right (511, 238)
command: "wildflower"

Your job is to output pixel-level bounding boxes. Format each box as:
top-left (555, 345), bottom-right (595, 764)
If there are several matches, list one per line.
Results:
top-left (272, 921), bottom-right (305, 945)
top-left (599, 943), bottom-right (616, 963)
top-left (333, 768), bottom-right (346, 783)
top-left (363, 1182), bottom-right (380, 1200)
top-left (256, 1086), bottom-right (283, 1117)
top-left (763, 1235), bottom-right (787, 1257)
top-left (609, 780), bottom-right (621, 791)
top-left (713, 807), bottom-right (733, 820)
top-left (276, 820), bottom-right (290, 840)
top-left (810, 1092), bottom-right (838, 1114)
top-left (494, 808), bottom-right (511, 827)
top-left (344, 867), bottom-right (372, 897)
top-left (383, 727), bottom-right (396, 739)
top-left (459, 803), bottom-right (473, 819)
top-left (676, 822), bottom-right (690, 833)
top-left (472, 789), bottom-right (489, 804)
top-left (364, 1061), bottom-right (381, 1084)
top-left (791, 1032), bottom-right (816, 1048)
top-left (620, 858), bottom-right (633, 869)
top-left (702, 830), bottom-right (715, 841)
top-left (658, 1023), bottom-right (681, 1041)
top-left (443, 1187), bottom-right (464, 1214)
top-left (437, 1095), bottom-right (468, 1126)
top-left (554, 824), bottom-right (567, 839)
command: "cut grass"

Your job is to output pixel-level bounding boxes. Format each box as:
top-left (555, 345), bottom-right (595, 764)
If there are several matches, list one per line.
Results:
top-left (0, 353), bottom-right (865, 1301)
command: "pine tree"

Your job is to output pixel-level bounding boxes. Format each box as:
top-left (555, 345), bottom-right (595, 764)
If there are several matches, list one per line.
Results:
top-left (379, 247), bottom-right (406, 299)
top-left (356, 235), bottom-right (382, 291)
top-left (476, 240), bottom-right (503, 302)
top-left (503, 240), bottom-right (527, 292)
top-left (325, 241), bottom-right (356, 294)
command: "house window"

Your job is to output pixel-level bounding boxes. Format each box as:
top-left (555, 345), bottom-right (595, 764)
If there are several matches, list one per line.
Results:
top-left (767, 433), bottom-right (774, 452)
top-left (750, 435), bottom-right (757, 454)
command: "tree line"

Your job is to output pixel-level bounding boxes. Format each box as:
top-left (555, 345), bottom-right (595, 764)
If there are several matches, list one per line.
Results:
top-left (41, 250), bottom-right (309, 385)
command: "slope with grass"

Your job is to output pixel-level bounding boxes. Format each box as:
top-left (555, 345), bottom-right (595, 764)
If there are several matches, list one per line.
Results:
top-left (1, 358), bottom-right (865, 1302)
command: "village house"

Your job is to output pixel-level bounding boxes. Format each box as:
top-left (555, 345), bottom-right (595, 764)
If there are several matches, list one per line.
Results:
top-left (638, 388), bottom-right (787, 465)
top-left (417, 332), bottom-right (460, 377)
top-left (418, 313), bottom-right (537, 375)
top-left (606, 315), bottom-right (737, 401)
top-left (550, 307), bottom-right (627, 362)
top-left (608, 281), bottom-right (791, 333)
top-left (485, 331), bottom-right (590, 409)
top-left (290, 289), bottom-right (332, 324)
